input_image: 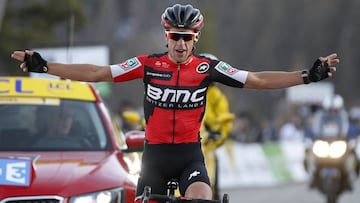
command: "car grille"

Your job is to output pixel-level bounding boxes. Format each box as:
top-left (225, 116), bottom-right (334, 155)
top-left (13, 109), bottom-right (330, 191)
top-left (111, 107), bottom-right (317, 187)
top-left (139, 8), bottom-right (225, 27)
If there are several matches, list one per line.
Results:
top-left (0, 196), bottom-right (63, 203)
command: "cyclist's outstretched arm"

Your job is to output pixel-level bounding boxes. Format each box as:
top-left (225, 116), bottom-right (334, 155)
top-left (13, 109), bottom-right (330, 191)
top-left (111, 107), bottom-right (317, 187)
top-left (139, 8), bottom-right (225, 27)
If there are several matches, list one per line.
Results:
top-left (11, 50), bottom-right (113, 82)
top-left (244, 53), bottom-right (339, 89)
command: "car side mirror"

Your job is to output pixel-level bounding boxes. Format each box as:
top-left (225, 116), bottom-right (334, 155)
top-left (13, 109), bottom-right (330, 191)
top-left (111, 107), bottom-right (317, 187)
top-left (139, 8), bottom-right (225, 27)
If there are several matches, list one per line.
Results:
top-left (124, 130), bottom-right (145, 152)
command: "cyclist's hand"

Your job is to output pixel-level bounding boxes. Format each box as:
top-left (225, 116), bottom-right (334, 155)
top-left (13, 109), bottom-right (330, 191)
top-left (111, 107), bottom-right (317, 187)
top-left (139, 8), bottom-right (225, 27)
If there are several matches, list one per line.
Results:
top-left (309, 53), bottom-right (338, 82)
top-left (11, 50), bottom-right (48, 73)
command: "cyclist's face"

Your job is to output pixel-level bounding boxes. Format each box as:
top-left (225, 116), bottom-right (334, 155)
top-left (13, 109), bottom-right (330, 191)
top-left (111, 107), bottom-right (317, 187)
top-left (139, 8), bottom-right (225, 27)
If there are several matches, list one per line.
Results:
top-left (165, 28), bottom-right (198, 64)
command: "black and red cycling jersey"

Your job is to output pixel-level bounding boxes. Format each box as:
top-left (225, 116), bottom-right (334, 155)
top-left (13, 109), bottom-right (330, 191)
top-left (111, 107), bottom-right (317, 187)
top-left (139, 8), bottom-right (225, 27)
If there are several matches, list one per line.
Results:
top-left (110, 52), bottom-right (248, 144)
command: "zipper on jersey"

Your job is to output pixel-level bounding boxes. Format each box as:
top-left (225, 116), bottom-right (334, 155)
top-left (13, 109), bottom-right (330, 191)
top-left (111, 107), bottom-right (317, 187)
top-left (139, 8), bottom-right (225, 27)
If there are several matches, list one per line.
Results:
top-left (172, 64), bottom-right (181, 144)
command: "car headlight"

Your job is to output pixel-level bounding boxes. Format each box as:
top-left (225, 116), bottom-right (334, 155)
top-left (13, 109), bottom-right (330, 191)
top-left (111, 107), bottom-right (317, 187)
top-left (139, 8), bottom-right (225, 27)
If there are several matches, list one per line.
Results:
top-left (312, 140), bottom-right (347, 158)
top-left (68, 188), bottom-right (124, 203)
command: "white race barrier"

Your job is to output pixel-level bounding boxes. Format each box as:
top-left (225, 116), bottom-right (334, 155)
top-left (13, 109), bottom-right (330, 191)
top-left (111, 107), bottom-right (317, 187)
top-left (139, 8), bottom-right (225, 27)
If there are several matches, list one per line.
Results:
top-left (217, 140), bottom-right (309, 189)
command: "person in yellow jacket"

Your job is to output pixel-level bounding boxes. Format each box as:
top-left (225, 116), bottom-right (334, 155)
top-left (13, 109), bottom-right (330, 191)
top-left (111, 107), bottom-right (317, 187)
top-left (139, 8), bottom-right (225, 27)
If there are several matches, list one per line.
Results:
top-left (199, 53), bottom-right (235, 200)
top-left (121, 111), bottom-right (146, 131)
top-left (202, 83), bottom-right (234, 148)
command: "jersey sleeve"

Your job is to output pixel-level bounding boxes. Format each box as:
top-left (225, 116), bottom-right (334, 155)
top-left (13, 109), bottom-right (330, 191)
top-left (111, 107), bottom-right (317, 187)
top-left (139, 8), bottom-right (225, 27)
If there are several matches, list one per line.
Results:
top-left (110, 56), bottom-right (146, 82)
top-left (211, 61), bottom-right (249, 88)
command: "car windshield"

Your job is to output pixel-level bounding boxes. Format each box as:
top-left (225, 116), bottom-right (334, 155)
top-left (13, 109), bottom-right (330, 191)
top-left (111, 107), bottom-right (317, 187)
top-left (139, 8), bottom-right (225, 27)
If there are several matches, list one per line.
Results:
top-left (0, 99), bottom-right (110, 151)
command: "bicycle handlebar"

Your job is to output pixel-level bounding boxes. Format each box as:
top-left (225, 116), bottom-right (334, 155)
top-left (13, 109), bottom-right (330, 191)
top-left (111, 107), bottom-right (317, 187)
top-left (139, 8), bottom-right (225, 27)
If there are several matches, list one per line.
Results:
top-left (140, 186), bottom-right (229, 203)
top-left (148, 194), bottom-right (221, 203)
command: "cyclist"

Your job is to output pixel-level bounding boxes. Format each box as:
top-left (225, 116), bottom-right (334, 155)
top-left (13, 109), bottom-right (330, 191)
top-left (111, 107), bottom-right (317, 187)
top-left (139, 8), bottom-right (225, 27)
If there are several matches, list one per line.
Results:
top-left (11, 3), bottom-right (339, 201)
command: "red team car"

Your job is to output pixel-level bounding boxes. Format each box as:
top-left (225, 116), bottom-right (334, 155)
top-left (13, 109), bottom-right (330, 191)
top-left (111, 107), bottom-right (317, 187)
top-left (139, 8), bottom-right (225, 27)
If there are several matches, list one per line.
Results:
top-left (0, 77), bottom-right (142, 203)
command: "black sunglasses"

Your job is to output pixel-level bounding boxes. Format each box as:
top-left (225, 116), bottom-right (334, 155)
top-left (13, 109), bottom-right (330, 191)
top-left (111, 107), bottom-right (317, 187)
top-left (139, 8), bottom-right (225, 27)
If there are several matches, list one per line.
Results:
top-left (165, 31), bottom-right (198, 41)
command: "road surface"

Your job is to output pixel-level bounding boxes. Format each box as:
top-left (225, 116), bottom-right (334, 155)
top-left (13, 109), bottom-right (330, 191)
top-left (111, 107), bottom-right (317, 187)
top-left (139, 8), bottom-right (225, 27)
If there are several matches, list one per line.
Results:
top-left (220, 177), bottom-right (360, 203)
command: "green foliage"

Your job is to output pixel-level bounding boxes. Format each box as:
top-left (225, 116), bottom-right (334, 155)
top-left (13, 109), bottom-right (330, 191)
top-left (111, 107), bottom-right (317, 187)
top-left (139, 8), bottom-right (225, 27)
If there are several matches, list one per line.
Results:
top-left (0, 0), bottom-right (87, 75)
top-left (196, 6), bottom-right (219, 55)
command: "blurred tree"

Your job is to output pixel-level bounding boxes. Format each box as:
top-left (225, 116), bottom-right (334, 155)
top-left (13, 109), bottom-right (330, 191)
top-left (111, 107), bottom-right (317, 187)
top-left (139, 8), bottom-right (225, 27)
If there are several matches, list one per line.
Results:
top-left (0, 0), bottom-right (87, 75)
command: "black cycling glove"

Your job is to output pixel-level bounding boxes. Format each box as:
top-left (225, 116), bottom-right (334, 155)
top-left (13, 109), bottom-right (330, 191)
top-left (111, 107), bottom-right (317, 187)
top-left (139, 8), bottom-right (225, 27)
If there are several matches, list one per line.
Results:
top-left (308, 59), bottom-right (330, 82)
top-left (24, 51), bottom-right (48, 73)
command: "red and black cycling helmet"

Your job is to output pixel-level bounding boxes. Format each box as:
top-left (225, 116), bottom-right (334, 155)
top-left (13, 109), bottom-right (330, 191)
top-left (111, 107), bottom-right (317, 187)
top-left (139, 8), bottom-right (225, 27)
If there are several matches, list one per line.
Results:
top-left (161, 4), bottom-right (204, 31)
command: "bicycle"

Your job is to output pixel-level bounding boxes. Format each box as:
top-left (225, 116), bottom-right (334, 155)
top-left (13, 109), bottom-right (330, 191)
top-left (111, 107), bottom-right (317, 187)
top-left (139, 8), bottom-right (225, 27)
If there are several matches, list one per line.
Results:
top-left (139, 179), bottom-right (230, 203)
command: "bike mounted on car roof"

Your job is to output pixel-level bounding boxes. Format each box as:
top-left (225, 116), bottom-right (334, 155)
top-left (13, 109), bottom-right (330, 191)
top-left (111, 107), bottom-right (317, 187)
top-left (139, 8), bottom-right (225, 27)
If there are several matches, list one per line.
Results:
top-left (138, 178), bottom-right (230, 203)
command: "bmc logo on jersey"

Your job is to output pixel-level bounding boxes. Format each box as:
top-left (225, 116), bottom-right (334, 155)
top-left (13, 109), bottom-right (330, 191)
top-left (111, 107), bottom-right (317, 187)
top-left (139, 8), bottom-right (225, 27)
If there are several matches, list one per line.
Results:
top-left (215, 61), bottom-right (238, 75)
top-left (146, 84), bottom-right (206, 109)
top-left (119, 57), bottom-right (141, 70)
top-left (196, 62), bottom-right (209, 74)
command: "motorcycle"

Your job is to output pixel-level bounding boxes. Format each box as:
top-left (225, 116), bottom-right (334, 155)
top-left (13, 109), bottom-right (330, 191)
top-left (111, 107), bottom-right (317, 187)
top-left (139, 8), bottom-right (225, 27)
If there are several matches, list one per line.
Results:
top-left (304, 111), bottom-right (359, 203)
